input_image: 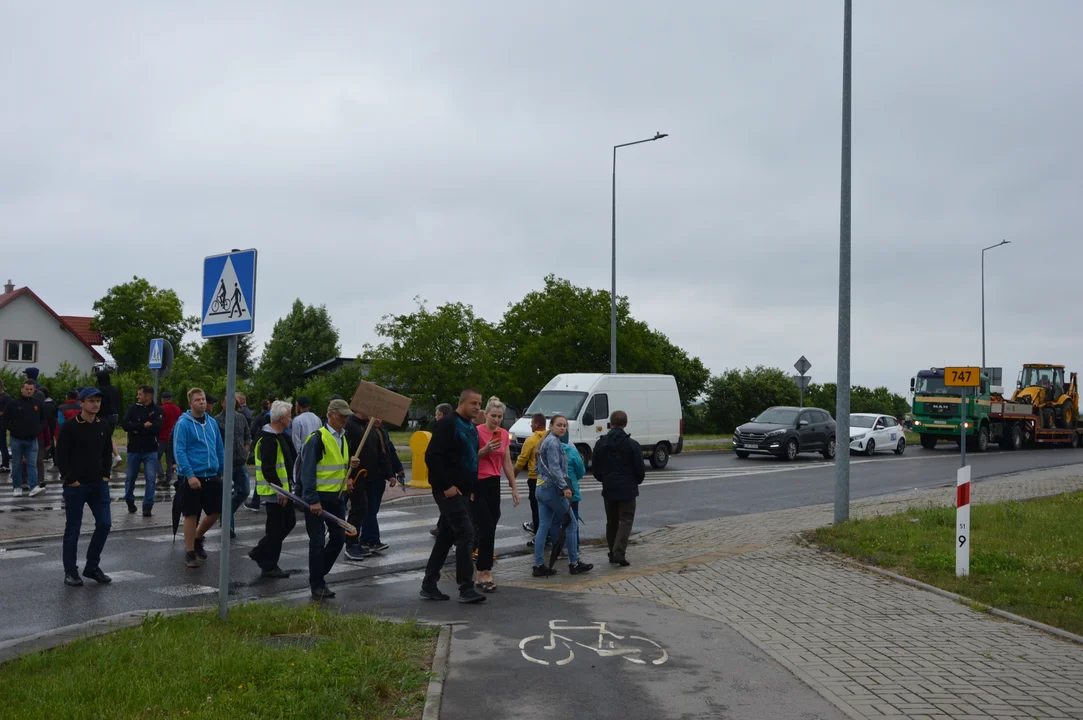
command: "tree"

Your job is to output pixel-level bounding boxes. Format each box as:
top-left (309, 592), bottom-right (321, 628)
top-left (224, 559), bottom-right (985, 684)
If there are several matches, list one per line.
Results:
top-left (257, 299), bottom-right (341, 397)
top-left (704, 366), bottom-right (800, 432)
top-left (365, 298), bottom-right (499, 411)
top-left (497, 276), bottom-right (710, 409)
top-left (703, 371), bottom-right (913, 434)
top-left (92, 277), bottom-right (198, 373)
top-left (197, 335), bottom-right (255, 376)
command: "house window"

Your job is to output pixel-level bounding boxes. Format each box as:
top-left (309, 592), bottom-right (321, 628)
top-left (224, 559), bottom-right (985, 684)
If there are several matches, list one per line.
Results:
top-left (4, 340), bottom-right (37, 363)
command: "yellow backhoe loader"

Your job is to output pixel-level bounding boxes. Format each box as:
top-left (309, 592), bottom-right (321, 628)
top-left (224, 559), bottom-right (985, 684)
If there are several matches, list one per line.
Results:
top-left (1011, 364), bottom-right (1078, 429)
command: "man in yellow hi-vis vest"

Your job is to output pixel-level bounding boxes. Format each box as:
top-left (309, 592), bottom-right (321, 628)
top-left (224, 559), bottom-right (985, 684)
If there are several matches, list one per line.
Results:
top-left (247, 400), bottom-right (296, 579)
top-left (299, 398), bottom-right (360, 600)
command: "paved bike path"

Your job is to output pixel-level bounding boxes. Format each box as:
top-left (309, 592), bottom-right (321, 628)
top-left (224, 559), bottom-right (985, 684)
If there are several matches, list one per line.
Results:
top-left (332, 580), bottom-right (845, 719)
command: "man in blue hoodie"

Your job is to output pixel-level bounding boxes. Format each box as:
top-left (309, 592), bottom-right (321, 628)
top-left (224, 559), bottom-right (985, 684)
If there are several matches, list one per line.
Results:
top-left (173, 387), bottom-right (226, 569)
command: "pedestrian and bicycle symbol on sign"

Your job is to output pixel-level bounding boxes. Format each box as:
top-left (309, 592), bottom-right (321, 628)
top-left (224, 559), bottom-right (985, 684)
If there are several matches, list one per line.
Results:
top-left (201, 249), bottom-right (257, 338)
top-left (519, 620), bottom-right (668, 666)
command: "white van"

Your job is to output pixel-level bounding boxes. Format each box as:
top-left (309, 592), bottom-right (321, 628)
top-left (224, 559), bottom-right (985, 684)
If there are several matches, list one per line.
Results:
top-left (508, 373), bottom-right (684, 469)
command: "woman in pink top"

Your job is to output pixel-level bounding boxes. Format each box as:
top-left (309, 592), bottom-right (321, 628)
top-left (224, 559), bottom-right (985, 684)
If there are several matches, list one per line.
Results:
top-left (473, 397), bottom-right (520, 592)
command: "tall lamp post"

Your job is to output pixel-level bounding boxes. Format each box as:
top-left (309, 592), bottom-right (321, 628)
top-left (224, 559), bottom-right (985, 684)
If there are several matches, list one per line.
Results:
top-left (834, 0), bottom-right (853, 526)
top-left (981, 239), bottom-right (1010, 370)
top-left (611, 132), bottom-right (668, 374)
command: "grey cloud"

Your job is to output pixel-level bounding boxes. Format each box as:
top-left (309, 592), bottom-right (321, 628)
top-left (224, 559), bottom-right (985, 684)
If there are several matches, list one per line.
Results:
top-left (2, 1), bottom-right (1081, 399)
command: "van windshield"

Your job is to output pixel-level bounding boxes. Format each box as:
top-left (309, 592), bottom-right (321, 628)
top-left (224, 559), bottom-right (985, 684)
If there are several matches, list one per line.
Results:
top-left (526, 391), bottom-right (588, 419)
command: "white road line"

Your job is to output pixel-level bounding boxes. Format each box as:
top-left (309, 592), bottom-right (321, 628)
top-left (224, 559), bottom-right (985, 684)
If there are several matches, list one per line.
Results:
top-left (325, 536), bottom-right (527, 573)
top-left (0, 549), bottom-right (44, 560)
top-left (104, 570), bottom-right (154, 583)
top-left (151, 583), bottom-right (216, 597)
top-left (279, 523), bottom-right (515, 548)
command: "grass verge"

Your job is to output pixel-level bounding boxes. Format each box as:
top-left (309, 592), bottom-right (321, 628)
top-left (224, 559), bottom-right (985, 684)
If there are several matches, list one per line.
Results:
top-left (0, 603), bottom-right (438, 720)
top-left (813, 492), bottom-right (1083, 635)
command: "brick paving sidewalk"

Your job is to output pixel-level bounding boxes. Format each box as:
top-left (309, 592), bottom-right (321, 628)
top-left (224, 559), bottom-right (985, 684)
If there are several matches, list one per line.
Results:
top-left (498, 466), bottom-right (1083, 719)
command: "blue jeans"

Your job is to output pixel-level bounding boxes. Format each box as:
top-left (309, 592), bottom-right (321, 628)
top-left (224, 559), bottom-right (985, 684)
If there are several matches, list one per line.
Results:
top-left (534, 481), bottom-right (578, 567)
top-left (125, 452), bottom-right (157, 507)
top-left (158, 440), bottom-right (175, 485)
top-left (229, 464), bottom-right (250, 531)
top-left (361, 478), bottom-right (386, 545)
top-left (62, 482), bottom-right (112, 575)
top-left (10, 437), bottom-right (38, 490)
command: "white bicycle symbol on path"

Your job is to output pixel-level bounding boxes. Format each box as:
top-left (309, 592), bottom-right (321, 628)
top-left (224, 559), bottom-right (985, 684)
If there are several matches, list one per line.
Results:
top-left (519, 620), bottom-right (669, 666)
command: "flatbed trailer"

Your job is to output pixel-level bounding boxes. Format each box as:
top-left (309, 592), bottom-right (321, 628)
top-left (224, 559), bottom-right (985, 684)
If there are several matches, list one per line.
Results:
top-left (987, 400), bottom-right (1081, 450)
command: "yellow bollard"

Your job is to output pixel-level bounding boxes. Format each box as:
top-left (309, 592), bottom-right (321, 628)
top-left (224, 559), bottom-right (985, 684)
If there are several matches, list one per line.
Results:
top-left (408, 431), bottom-right (432, 488)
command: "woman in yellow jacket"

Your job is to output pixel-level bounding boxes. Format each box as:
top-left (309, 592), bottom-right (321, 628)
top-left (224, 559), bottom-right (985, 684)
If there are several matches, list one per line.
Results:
top-left (514, 412), bottom-right (547, 540)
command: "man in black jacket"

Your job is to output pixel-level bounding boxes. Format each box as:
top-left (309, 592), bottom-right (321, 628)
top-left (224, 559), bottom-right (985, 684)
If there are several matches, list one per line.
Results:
top-left (3, 379), bottom-right (46, 497)
top-left (591, 410), bottom-right (645, 567)
top-left (343, 411), bottom-right (392, 561)
top-left (56, 387), bottom-right (114, 587)
top-left (122, 385), bottom-right (162, 516)
top-left (421, 388), bottom-right (485, 604)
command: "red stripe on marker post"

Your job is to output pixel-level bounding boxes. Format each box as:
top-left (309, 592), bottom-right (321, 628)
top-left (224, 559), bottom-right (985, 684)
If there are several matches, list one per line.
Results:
top-left (956, 482), bottom-right (970, 508)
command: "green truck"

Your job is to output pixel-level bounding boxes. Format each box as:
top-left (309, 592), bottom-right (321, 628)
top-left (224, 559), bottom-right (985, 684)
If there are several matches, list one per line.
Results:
top-left (909, 366), bottom-right (1081, 451)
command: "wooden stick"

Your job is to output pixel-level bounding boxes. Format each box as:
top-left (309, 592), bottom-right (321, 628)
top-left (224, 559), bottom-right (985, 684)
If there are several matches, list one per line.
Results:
top-left (352, 418), bottom-right (376, 460)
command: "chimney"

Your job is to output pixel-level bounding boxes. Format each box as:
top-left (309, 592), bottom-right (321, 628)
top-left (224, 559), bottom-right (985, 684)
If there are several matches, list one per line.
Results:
top-left (3, 280), bottom-right (12, 295)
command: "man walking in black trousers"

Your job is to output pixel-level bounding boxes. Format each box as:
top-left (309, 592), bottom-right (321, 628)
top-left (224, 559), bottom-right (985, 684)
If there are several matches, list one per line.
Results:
top-left (56, 388), bottom-right (114, 587)
top-left (247, 401), bottom-right (296, 579)
top-left (420, 388), bottom-right (486, 604)
top-left (342, 410), bottom-right (390, 561)
top-left (299, 399), bottom-right (359, 600)
top-left (591, 410), bottom-right (645, 567)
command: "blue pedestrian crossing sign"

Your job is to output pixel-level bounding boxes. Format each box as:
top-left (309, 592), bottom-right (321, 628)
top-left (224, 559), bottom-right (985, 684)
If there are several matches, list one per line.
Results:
top-left (202, 249), bottom-right (257, 338)
top-left (148, 338), bottom-right (165, 369)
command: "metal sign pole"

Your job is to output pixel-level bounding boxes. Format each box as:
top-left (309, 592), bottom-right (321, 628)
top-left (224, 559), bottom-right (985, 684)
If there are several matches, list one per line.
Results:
top-left (218, 335), bottom-right (238, 620)
top-left (152, 368), bottom-right (160, 405)
top-left (960, 386), bottom-right (967, 468)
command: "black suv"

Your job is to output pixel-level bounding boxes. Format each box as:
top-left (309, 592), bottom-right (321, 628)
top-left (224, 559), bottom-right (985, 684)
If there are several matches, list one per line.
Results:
top-left (732, 406), bottom-right (837, 461)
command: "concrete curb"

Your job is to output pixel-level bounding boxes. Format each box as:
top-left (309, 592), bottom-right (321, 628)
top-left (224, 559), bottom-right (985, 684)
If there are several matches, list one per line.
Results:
top-left (422, 624), bottom-right (452, 720)
top-left (0, 606), bottom-right (199, 664)
top-left (797, 533), bottom-right (1083, 648)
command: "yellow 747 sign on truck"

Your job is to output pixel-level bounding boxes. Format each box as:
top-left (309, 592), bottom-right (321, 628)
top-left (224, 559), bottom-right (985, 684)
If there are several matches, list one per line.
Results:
top-left (944, 367), bottom-right (980, 387)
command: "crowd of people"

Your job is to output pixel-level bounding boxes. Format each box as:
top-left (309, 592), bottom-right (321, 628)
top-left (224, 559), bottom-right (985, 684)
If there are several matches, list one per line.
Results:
top-left (2, 369), bottom-right (649, 600)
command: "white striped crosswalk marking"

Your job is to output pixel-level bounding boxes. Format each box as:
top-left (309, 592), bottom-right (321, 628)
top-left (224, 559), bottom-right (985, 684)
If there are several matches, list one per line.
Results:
top-left (0, 549), bottom-right (44, 560)
top-left (151, 584), bottom-right (216, 597)
top-left (324, 536), bottom-right (527, 574)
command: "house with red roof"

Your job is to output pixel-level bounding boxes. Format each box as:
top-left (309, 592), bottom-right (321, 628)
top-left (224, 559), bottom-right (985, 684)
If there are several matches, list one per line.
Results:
top-left (0, 279), bottom-right (106, 376)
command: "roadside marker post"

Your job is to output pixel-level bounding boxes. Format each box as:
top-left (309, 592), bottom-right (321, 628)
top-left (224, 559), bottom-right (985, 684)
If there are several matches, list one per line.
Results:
top-left (944, 366), bottom-right (979, 577)
top-left (202, 248), bottom-right (258, 619)
top-left (956, 465), bottom-right (971, 577)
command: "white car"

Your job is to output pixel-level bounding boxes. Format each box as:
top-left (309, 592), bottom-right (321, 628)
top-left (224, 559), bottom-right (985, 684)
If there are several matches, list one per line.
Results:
top-left (848, 413), bottom-right (906, 455)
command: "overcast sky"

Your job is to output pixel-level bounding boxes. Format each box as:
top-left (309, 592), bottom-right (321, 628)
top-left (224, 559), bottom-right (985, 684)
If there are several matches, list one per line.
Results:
top-left (3, 1), bottom-right (1081, 398)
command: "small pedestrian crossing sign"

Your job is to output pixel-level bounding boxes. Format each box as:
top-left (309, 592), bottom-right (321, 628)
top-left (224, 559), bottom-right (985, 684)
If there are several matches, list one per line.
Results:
top-left (148, 338), bottom-right (164, 369)
top-left (202, 249), bottom-right (257, 338)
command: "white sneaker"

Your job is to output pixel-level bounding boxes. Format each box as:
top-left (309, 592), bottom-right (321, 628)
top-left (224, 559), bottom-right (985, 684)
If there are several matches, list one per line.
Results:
top-left (112, 455), bottom-right (122, 468)
top-left (11, 488), bottom-right (20, 498)
top-left (29, 486), bottom-right (46, 498)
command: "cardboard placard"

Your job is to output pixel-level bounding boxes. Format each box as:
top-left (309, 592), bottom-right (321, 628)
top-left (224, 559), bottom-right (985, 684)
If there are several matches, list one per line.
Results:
top-left (349, 381), bottom-right (413, 427)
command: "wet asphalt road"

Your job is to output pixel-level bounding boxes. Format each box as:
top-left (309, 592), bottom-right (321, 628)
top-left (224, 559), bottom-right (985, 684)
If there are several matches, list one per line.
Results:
top-left (2, 445), bottom-right (1082, 645)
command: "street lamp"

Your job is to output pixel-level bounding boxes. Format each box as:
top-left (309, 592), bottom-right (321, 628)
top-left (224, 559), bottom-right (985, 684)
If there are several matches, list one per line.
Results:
top-left (611, 132), bottom-right (668, 374)
top-left (981, 239), bottom-right (1010, 370)
top-left (834, 0), bottom-right (852, 526)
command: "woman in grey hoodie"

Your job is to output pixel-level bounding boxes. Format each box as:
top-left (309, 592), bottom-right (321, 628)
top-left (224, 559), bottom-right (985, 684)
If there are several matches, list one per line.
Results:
top-left (532, 415), bottom-right (593, 577)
